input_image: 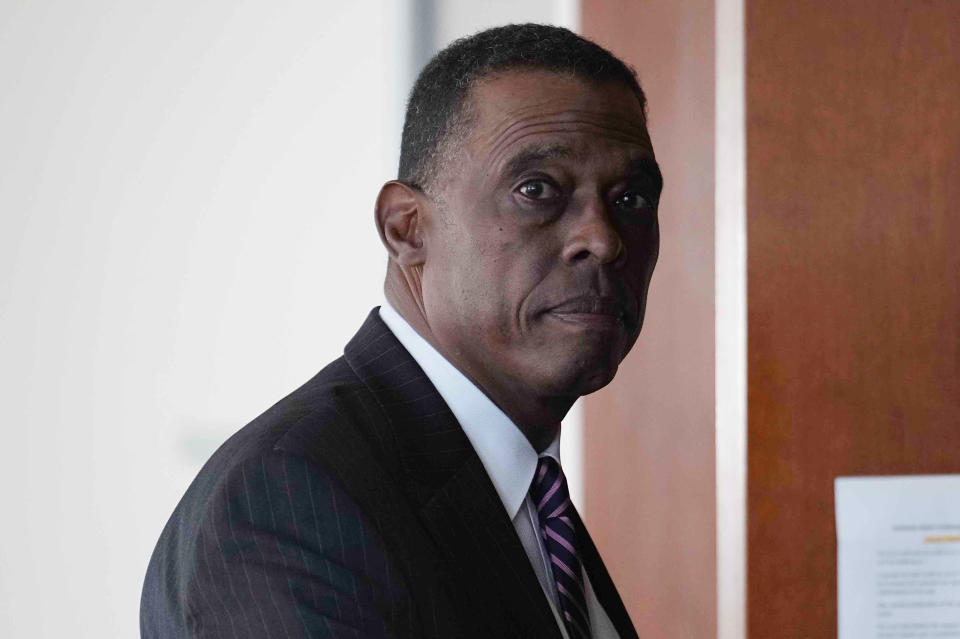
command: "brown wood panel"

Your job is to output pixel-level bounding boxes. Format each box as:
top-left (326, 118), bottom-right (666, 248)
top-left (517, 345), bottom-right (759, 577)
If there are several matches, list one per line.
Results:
top-left (580, 2), bottom-right (717, 638)
top-left (747, 2), bottom-right (960, 637)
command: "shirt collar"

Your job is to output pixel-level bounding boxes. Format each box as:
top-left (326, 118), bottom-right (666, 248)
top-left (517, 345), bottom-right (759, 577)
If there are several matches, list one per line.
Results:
top-left (379, 302), bottom-right (558, 520)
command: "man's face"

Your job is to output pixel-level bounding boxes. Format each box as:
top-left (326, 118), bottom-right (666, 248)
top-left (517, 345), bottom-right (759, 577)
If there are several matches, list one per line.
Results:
top-left (420, 70), bottom-right (661, 405)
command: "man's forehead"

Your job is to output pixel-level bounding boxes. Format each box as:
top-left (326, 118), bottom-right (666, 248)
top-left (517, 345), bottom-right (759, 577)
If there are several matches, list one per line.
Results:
top-left (470, 70), bottom-right (645, 125)
top-left (462, 70), bottom-right (652, 160)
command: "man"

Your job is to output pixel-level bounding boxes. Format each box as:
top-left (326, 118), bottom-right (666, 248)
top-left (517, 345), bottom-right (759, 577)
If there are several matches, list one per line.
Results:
top-left (141, 24), bottom-right (661, 639)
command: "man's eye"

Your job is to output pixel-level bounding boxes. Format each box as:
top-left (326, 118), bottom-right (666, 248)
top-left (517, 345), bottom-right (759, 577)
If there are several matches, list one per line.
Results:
top-left (614, 191), bottom-right (653, 212)
top-left (517, 179), bottom-right (560, 200)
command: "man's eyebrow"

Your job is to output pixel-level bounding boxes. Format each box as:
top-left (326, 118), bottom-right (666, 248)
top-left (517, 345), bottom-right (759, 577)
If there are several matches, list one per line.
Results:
top-left (502, 145), bottom-right (664, 192)
top-left (502, 144), bottom-right (574, 177)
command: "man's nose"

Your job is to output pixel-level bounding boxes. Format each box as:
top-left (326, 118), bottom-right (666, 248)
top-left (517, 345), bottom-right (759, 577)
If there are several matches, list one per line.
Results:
top-left (561, 197), bottom-right (625, 267)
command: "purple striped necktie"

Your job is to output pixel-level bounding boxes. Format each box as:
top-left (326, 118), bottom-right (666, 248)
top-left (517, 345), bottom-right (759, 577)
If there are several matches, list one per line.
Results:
top-left (530, 456), bottom-right (591, 639)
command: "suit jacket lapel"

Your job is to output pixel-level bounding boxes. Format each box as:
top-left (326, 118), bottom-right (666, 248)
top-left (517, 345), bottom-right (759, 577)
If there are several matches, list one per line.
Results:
top-left (344, 310), bottom-right (562, 639)
top-left (571, 507), bottom-right (639, 639)
top-left (418, 455), bottom-right (562, 639)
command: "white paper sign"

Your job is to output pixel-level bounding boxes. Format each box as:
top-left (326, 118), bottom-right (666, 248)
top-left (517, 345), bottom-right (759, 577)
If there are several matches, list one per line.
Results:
top-left (836, 475), bottom-right (960, 639)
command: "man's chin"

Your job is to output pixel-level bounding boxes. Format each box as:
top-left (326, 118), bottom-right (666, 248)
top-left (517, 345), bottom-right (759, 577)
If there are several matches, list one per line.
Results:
top-left (537, 351), bottom-right (622, 398)
top-left (574, 363), bottom-right (620, 396)
top-left (521, 326), bottom-right (634, 396)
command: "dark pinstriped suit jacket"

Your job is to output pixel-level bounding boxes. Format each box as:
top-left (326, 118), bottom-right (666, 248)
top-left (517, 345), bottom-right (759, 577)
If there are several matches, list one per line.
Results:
top-left (141, 309), bottom-right (638, 639)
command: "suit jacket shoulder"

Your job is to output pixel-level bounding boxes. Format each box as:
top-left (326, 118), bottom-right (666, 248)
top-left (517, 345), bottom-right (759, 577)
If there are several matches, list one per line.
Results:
top-left (141, 309), bottom-right (635, 639)
top-left (142, 353), bottom-right (435, 637)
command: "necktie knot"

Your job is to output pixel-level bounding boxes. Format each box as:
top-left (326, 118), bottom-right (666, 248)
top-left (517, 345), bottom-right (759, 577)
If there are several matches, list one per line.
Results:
top-left (530, 456), bottom-right (573, 523)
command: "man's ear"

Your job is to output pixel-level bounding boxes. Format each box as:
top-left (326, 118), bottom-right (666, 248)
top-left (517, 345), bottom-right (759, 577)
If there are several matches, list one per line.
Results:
top-left (375, 181), bottom-right (427, 265)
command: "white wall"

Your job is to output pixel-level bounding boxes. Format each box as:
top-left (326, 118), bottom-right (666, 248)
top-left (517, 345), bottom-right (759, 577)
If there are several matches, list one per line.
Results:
top-left (0, 2), bottom-right (398, 636)
top-left (0, 2), bottom-right (575, 636)
top-left (433, 0), bottom-right (578, 48)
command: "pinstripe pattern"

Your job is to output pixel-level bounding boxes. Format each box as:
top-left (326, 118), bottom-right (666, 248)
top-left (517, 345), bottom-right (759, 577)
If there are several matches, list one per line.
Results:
top-left (141, 309), bottom-right (638, 639)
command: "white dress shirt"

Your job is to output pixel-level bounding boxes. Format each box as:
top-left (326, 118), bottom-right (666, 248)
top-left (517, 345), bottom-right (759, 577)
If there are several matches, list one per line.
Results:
top-left (379, 302), bottom-right (620, 639)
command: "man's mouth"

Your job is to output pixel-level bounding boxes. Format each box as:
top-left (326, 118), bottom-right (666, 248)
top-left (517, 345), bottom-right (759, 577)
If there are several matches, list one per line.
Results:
top-left (544, 296), bottom-right (630, 329)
